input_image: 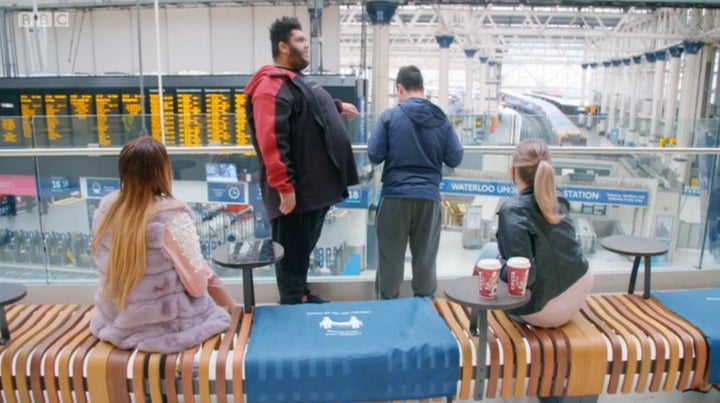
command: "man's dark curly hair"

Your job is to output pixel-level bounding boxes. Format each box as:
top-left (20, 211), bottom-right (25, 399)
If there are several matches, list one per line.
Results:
top-left (270, 17), bottom-right (303, 58)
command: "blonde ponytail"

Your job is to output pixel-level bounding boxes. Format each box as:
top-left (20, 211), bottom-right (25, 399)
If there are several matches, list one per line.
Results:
top-left (512, 139), bottom-right (563, 225)
top-left (534, 160), bottom-right (563, 224)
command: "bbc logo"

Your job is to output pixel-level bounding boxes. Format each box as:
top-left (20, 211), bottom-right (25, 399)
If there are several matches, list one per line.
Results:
top-left (18, 12), bottom-right (70, 28)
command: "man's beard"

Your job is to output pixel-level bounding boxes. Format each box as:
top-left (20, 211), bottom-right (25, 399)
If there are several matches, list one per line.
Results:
top-left (289, 46), bottom-right (309, 71)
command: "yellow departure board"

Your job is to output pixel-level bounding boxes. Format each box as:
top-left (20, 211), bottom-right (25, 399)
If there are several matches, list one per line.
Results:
top-left (234, 91), bottom-right (250, 146)
top-left (1, 117), bottom-right (20, 145)
top-left (121, 93), bottom-right (143, 115)
top-left (205, 89), bottom-right (232, 145)
top-left (69, 93), bottom-right (96, 145)
top-left (149, 91), bottom-right (176, 145)
top-left (44, 94), bottom-right (70, 145)
top-left (121, 93), bottom-right (143, 137)
top-left (176, 89), bottom-right (203, 146)
top-left (19, 94), bottom-right (43, 141)
top-left (0, 74), bottom-right (357, 149)
top-left (95, 93), bottom-right (120, 146)
top-left (69, 94), bottom-right (93, 118)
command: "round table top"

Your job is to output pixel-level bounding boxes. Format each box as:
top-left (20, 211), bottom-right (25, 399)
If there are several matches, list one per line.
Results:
top-left (601, 235), bottom-right (669, 257)
top-left (444, 277), bottom-right (531, 310)
top-left (0, 283), bottom-right (27, 306)
top-left (211, 240), bottom-right (284, 270)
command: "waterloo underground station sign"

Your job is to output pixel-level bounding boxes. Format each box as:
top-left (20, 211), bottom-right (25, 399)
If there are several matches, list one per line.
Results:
top-left (440, 178), bottom-right (650, 207)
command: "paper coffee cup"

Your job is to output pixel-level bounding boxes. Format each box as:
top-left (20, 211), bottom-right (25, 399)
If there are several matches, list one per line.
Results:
top-left (476, 258), bottom-right (502, 298)
top-left (506, 257), bottom-right (531, 297)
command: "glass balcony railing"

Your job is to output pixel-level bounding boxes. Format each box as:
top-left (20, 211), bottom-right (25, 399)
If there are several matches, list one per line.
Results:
top-left (0, 113), bottom-right (719, 286)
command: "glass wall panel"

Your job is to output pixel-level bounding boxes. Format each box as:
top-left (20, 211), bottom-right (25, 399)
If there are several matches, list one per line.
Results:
top-left (1, 115), bottom-right (719, 286)
top-left (0, 156), bottom-right (45, 282)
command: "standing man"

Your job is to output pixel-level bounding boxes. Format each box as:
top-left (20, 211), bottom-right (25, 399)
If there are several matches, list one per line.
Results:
top-left (245, 17), bottom-right (359, 304)
top-left (368, 65), bottom-right (464, 299)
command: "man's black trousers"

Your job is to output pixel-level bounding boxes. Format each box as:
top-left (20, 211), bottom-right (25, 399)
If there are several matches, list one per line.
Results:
top-left (271, 207), bottom-right (329, 304)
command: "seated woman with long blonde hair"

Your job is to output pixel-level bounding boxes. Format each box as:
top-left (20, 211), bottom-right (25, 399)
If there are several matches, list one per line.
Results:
top-left (90, 136), bottom-right (235, 354)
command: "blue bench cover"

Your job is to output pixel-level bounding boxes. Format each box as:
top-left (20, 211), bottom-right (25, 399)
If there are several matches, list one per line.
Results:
top-left (654, 288), bottom-right (720, 383)
top-left (244, 297), bottom-right (460, 403)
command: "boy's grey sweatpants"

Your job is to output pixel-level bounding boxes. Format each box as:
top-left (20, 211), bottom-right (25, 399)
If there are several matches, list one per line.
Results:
top-left (375, 197), bottom-right (442, 299)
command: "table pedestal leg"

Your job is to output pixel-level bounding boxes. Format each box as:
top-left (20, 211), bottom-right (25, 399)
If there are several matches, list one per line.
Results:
top-left (643, 256), bottom-right (652, 299)
top-left (474, 309), bottom-right (488, 400)
top-left (469, 308), bottom-right (479, 336)
top-left (242, 269), bottom-right (255, 314)
top-left (0, 309), bottom-right (10, 344)
top-left (628, 256), bottom-right (642, 295)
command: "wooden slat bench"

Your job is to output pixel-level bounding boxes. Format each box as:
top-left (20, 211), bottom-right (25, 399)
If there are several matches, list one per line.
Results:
top-left (0, 304), bottom-right (253, 403)
top-left (435, 294), bottom-right (712, 400)
top-left (0, 294), bottom-right (713, 402)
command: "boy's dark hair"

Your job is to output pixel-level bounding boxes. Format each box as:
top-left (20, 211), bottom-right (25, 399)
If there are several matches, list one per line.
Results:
top-left (396, 65), bottom-right (424, 92)
top-left (270, 17), bottom-right (302, 58)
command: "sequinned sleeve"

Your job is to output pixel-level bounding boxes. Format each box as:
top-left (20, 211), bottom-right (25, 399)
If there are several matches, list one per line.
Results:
top-left (163, 211), bottom-right (209, 298)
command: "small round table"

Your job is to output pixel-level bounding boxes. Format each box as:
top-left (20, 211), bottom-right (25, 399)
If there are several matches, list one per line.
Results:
top-left (445, 278), bottom-right (531, 400)
top-left (601, 235), bottom-right (669, 299)
top-left (211, 241), bottom-right (284, 313)
top-left (0, 282), bottom-right (27, 344)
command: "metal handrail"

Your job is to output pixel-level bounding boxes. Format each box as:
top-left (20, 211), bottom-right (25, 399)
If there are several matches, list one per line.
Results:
top-left (0, 145), bottom-right (719, 157)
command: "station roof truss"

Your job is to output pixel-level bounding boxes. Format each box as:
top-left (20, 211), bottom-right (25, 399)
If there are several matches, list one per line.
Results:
top-left (340, 3), bottom-right (720, 68)
top-left (2, 0), bottom-right (719, 68)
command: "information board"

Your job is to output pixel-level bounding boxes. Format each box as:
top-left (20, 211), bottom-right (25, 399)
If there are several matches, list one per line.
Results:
top-left (0, 75), bottom-right (360, 149)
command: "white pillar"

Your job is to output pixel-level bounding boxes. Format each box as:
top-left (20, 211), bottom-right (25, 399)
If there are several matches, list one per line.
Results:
top-left (307, 0), bottom-right (323, 74)
top-left (601, 61), bottom-right (612, 116)
top-left (663, 46), bottom-right (683, 139)
top-left (463, 49), bottom-right (477, 111)
top-left (618, 59), bottom-right (631, 129)
top-left (675, 40), bottom-right (705, 181)
top-left (578, 63), bottom-right (589, 125)
top-left (366, 1), bottom-right (397, 117)
top-left (608, 59), bottom-right (622, 132)
top-left (640, 52), bottom-right (656, 136)
top-left (370, 25), bottom-right (390, 116)
top-left (628, 56), bottom-right (643, 135)
top-left (587, 63), bottom-right (599, 128)
top-left (650, 50), bottom-right (667, 139)
top-left (435, 34), bottom-right (454, 113)
top-left (677, 41), bottom-right (705, 147)
top-left (478, 55), bottom-right (488, 115)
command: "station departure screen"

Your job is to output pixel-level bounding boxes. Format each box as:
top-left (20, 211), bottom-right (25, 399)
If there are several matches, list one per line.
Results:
top-left (44, 94), bottom-right (72, 146)
top-left (0, 75), bottom-right (358, 148)
top-left (6, 88), bottom-right (253, 148)
top-left (205, 89), bottom-right (232, 145)
top-left (69, 93), bottom-right (95, 146)
top-left (150, 90), bottom-right (177, 145)
top-left (95, 93), bottom-right (121, 146)
top-left (176, 89), bottom-right (203, 146)
top-left (234, 91), bottom-right (250, 146)
top-left (19, 94), bottom-right (43, 143)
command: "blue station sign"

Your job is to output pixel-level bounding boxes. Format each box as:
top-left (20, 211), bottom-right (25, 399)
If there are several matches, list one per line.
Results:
top-left (336, 185), bottom-right (369, 209)
top-left (207, 182), bottom-right (246, 203)
top-left (440, 179), bottom-right (516, 196)
top-left (561, 185), bottom-right (649, 207)
top-left (85, 178), bottom-right (120, 199)
top-left (682, 185), bottom-right (700, 196)
top-left (440, 178), bottom-right (650, 207)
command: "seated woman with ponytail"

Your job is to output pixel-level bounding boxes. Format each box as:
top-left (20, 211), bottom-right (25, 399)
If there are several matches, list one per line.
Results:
top-left (477, 139), bottom-right (593, 328)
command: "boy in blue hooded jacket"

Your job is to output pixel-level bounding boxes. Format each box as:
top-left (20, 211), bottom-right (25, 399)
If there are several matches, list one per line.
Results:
top-left (368, 65), bottom-right (464, 299)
